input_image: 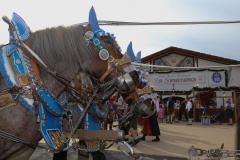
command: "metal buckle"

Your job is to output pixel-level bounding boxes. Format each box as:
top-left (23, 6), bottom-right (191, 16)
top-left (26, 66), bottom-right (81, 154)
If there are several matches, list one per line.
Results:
top-left (93, 38), bottom-right (100, 46)
top-left (99, 49), bottom-right (110, 61)
top-left (84, 31), bottom-right (94, 41)
top-left (108, 55), bottom-right (114, 63)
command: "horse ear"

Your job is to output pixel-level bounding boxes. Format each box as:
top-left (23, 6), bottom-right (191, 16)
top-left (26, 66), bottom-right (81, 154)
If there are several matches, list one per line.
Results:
top-left (136, 51), bottom-right (141, 62)
top-left (10, 13), bottom-right (31, 41)
top-left (127, 41), bottom-right (136, 62)
top-left (89, 6), bottom-right (100, 33)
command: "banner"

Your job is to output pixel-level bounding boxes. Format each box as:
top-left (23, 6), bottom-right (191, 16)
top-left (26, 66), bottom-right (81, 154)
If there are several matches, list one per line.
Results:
top-left (148, 72), bottom-right (205, 84)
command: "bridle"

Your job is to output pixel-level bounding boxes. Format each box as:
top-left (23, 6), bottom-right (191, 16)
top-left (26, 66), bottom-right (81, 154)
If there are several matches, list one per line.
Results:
top-left (82, 25), bottom-right (154, 118)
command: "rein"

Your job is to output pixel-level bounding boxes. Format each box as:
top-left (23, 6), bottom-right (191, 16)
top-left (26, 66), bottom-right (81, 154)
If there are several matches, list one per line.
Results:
top-left (0, 130), bottom-right (53, 153)
top-left (0, 15), bottom-right (153, 155)
top-left (14, 42), bottom-right (95, 99)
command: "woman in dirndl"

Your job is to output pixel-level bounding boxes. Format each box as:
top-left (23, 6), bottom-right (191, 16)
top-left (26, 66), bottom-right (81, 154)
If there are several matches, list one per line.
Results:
top-left (158, 100), bottom-right (164, 122)
top-left (224, 99), bottom-right (234, 125)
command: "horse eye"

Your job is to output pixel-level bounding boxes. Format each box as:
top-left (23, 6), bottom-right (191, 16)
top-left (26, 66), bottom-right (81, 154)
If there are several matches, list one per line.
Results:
top-left (103, 39), bottom-right (112, 46)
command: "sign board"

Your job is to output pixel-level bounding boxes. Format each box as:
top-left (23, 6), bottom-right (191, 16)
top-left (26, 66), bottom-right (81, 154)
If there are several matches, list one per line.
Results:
top-left (148, 72), bottom-right (205, 84)
top-left (148, 71), bottom-right (226, 87)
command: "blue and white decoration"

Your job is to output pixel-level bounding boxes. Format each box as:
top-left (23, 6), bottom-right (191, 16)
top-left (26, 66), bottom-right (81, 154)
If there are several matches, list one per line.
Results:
top-left (212, 72), bottom-right (222, 83)
top-left (127, 41), bottom-right (141, 63)
top-left (0, 45), bottom-right (35, 113)
top-left (88, 6), bottom-right (122, 52)
top-left (126, 42), bottom-right (149, 84)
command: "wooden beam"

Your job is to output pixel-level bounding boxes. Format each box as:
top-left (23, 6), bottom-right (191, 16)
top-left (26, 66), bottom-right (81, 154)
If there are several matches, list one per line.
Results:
top-left (63, 129), bottom-right (123, 141)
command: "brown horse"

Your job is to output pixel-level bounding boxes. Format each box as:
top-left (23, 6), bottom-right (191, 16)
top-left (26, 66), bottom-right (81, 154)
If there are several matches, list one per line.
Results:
top-left (0, 8), bottom-right (153, 160)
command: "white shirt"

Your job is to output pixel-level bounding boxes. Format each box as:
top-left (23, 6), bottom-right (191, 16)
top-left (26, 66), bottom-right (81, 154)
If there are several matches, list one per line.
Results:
top-left (151, 93), bottom-right (159, 112)
top-left (225, 103), bottom-right (234, 109)
top-left (174, 103), bottom-right (180, 109)
top-left (186, 101), bottom-right (192, 111)
top-left (154, 100), bottom-right (159, 112)
top-left (116, 96), bottom-right (127, 110)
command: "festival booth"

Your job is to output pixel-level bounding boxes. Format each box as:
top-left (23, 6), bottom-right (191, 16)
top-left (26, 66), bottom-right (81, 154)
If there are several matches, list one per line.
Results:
top-left (137, 47), bottom-right (240, 124)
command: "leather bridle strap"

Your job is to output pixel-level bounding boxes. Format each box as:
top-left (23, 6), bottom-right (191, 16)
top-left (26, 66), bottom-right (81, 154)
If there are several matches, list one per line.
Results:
top-left (125, 90), bottom-right (139, 102)
top-left (0, 129), bottom-right (52, 151)
top-left (99, 54), bottom-right (132, 83)
top-left (137, 86), bottom-right (152, 96)
top-left (14, 42), bottom-right (92, 98)
top-left (99, 61), bottom-right (115, 83)
top-left (125, 85), bottom-right (152, 104)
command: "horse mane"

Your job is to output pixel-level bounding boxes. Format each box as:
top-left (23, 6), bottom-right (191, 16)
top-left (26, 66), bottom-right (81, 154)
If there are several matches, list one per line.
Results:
top-left (29, 24), bottom-right (93, 77)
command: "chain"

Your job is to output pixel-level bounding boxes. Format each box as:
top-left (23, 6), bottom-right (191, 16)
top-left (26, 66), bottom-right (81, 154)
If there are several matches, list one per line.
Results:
top-left (191, 144), bottom-right (240, 159)
top-left (67, 89), bottom-right (98, 150)
top-left (96, 87), bottom-right (116, 103)
top-left (199, 149), bottom-right (240, 158)
top-left (221, 150), bottom-right (240, 157)
top-left (10, 85), bottom-right (31, 100)
top-left (67, 110), bottom-right (78, 150)
top-left (99, 77), bottom-right (118, 89)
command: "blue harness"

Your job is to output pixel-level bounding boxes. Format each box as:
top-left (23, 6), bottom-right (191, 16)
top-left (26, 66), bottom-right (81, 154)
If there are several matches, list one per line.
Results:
top-left (1, 13), bottom-right (70, 151)
top-left (2, 11), bottom-right (110, 152)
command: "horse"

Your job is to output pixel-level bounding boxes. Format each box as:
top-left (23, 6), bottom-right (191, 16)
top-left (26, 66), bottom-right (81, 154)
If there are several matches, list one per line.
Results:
top-left (0, 7), bottom-right (154, 160)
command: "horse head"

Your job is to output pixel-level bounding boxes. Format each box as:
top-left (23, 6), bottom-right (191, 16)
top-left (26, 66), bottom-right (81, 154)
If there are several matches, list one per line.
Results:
top-left (82, 7), bottom-right (154, 118)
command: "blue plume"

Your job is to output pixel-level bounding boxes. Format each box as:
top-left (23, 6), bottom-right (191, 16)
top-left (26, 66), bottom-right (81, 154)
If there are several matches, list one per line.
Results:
top-left (89, 6), bottom-right (100, 33)
top-left (136, 51), bottom-right (141, 62)
top-left (127, 42), bottom-right (136, 62)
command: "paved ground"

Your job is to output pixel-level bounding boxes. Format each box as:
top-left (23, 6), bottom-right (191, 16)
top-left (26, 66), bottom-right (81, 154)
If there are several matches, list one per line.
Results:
top-left (29, 121), bottom-right (236, 160)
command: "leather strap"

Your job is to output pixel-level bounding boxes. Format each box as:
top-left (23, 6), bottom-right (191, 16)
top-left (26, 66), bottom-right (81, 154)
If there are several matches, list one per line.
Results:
top-left (137, 86), bottom-right (151, 96)
top-left (99, 62), bottom-right (115, 83)
top-left (14, 42), bottom-right (93, 98)
top-left (24, 40), bottom-right (44, 85)
top-left (125, 90), bottom-right (139, 102)
top-left (99, 54), bottom-right (132, 83)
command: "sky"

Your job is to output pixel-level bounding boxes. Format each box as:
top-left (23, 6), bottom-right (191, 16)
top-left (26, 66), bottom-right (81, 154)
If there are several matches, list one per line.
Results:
top-left (1, 0), bottom-right (240, 60)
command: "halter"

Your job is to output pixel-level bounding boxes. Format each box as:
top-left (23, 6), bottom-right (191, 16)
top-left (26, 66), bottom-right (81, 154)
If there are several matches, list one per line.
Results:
top-left (83, 25), bottom-right (154, 119)
top-left (84, 30), bottom-right (110, 61)
top-left (83, 25), bottom-right (138, 93)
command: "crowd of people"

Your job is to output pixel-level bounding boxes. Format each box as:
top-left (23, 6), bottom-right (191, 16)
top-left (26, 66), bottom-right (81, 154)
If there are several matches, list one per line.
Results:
top-left (103, 88), bottom-right (196, 147)
top-left (102, 90), bottom-right (235, 148)
top-left (157, 97), bottom-right (193, 125)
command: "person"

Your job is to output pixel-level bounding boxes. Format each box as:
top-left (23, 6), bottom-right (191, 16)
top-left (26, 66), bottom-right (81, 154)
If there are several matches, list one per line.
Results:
top-left (108, 96), bottom-right (118, 130)
top-left (174, 100), bottom-right (180, 123)
top-left (122, 104), bottom-right (140, 147)
top-left (158, 100), bottom-right (164, 122)
top-left (164, 101), bottom-right (168, 123)
top-left (224, 99), bottom-right (234, 125)
top-left (167, 97), bottom-right (175, 124)
top-left (140, 100), bottom-right (161, 142)
top-left (179, 99), bottom-right (186, 121)
top-left (186, 98), bottom-right (193, 125)
top-left (184, 100), bottom-right (189, 122)
top-left (125, 115), bottom-right (140, 146)
top-left (102, 101), bottom-right (112, 130)
top-left (115, 95), bottom-right (129, 141)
